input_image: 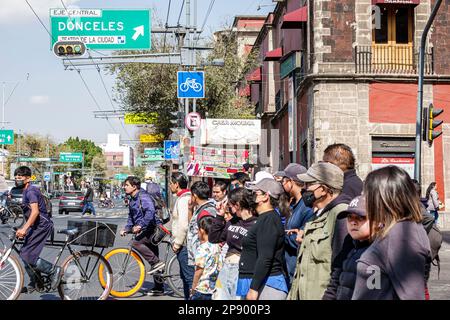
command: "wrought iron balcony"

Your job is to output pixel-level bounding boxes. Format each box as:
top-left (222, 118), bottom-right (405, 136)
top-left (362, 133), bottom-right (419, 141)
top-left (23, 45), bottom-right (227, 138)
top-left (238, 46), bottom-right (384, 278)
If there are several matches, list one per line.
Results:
top-left (355, 45), bottom-right (434, 75)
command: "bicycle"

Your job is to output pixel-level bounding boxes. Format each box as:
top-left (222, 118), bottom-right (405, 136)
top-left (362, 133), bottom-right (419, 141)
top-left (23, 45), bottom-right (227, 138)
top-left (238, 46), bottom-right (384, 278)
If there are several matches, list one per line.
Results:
top-left (0, 222), bottom-right (115, 300)
top-left (0, 202), bottom-right (24, 229)
top-left (179, 78), bottom-right (202, 93)
top-left (98, 225), bottom-right (184, 298)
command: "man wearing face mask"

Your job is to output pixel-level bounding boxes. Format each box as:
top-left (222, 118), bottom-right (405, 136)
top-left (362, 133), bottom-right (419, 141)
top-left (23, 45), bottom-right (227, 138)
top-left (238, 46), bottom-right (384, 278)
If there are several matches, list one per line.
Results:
top-left (14, 166), bottom-right (61, 293)
top-left (288, 162), bottom-right (352, 300)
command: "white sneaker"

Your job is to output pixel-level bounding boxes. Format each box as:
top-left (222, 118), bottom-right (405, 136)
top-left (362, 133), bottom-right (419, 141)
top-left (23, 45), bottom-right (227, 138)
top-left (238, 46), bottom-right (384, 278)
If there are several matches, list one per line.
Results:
top-left (147, 262), bottom-right (165, 275)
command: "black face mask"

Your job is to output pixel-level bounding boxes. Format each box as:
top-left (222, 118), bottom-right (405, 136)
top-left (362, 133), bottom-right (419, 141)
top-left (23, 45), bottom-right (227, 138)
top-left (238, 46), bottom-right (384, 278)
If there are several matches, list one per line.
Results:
top-left (15, 179), bottom-right (26, 189)
top-left (302, 186), bottom-right (323, 208)
top-left (248, 192), bottom-right (259, 210)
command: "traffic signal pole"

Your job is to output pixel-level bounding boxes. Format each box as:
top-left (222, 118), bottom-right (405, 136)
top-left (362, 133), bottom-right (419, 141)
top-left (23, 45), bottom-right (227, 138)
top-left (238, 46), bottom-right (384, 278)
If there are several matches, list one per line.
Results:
top-left (415, 0), bottom-right (442, 183)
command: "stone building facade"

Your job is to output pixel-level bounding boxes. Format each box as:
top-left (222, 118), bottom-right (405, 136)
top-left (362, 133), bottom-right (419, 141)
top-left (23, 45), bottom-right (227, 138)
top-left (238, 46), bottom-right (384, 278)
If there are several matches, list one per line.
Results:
top-left (244, 0), bottom-right (450, 209)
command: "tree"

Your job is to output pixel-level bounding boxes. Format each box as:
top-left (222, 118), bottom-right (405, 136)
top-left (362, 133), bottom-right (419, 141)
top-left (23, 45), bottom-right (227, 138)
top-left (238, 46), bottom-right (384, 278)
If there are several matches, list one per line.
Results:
top-left (108, 27), bottom-right (259, 141)
top-left (59, 137), bottom-right (104, 169)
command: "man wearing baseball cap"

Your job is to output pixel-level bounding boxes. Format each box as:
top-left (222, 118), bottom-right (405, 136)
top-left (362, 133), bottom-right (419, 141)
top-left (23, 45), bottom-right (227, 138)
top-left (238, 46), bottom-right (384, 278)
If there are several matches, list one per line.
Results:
top-left (288, 162), bottom-right (352, 300)
top-left (278, 163), bottom-right (314, 282)
top-left (323, 195), bottom-right (371, 300)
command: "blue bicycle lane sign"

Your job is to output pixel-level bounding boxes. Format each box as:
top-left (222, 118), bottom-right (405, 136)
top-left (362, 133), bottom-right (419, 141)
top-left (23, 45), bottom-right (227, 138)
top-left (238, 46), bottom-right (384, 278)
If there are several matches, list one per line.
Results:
top-left (164, 140), bottom-right (180, 160)
top-left (177, 71), bottom-right (205, 98)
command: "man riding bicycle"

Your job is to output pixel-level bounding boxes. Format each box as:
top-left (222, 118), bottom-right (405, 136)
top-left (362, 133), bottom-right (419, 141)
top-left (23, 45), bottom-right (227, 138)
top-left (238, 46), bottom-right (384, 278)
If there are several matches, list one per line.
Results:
top-left (120, 176), bottom-right (165, 295)
top-left (14, 166), bottom-right (61, 293)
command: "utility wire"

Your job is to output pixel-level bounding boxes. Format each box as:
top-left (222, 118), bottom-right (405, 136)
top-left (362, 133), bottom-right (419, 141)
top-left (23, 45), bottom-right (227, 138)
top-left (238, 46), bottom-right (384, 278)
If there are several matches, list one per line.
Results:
top-left (177, 0), bottom-right (186, 27)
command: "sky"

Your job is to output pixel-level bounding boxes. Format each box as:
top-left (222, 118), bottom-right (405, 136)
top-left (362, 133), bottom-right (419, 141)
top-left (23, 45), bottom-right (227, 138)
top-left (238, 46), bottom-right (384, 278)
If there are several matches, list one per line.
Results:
top-left (0, 0), bottom-right (273, 146)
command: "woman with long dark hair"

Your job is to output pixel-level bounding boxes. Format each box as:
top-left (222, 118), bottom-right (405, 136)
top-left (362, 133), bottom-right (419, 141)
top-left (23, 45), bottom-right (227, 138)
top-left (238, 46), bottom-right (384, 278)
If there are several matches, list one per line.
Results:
top-left (236, 178), bottom-right (290, 300)
top-left (209, 187), bottom-right (258, 300)
top-left (352, 166), bottom-right (431, 300)
top-left (426, 182), bottom-right (440, 223)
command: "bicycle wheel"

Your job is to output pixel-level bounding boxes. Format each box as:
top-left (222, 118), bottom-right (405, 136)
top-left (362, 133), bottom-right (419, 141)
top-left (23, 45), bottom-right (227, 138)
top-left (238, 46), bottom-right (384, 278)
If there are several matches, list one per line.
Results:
top-left (166, 254), bottom-right (184, 298)
top-left (98, 248), bottom-right (145, 298)
top-left (58, 250), bottom-right (112, 300)
top-left (0, 254), bottom-right (24, 300)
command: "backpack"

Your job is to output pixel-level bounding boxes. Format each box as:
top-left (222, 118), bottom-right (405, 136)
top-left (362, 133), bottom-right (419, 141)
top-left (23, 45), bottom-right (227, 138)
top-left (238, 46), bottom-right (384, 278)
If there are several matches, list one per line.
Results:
top-left (43, 195), bottom-right (52, 216)
top-left (428, 223), bottom-right (443, 278)
top-left (138, 191), bottom-right (171, 225)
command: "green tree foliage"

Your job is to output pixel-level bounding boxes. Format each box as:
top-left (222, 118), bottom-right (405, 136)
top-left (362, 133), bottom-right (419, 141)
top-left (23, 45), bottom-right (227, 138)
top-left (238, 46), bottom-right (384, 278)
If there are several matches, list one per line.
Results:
top-left (59, 137), bottom-right (104, 170)
top-left (108, 29), bottom-right (258, 140)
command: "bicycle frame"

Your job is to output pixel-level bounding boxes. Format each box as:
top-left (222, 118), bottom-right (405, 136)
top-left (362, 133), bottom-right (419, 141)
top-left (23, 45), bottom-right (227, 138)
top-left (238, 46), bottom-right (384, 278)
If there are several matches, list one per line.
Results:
top-left (1, 231), bottom-right (106, 292)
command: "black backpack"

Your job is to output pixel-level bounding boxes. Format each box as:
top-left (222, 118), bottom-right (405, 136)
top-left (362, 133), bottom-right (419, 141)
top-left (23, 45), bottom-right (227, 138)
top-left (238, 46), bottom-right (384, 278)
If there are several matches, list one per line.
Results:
top-left (43, 195), bottom-right (52, 216)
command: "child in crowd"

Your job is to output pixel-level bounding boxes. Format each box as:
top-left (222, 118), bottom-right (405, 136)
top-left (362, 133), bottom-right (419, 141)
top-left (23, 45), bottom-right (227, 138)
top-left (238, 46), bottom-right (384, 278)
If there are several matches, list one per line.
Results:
top-left (190, 214), bottom-right (223, 300)
top-left (322, 195), bottom-right (371, 300)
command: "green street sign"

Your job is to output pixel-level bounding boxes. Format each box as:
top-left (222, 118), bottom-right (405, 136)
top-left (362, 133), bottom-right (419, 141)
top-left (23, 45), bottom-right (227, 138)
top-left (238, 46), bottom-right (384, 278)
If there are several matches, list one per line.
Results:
top-left (114, 173), bottom-right (128, 180)
top-left (59, 152), bottom-right (83, 163)
top-left (0, 130), bottom-right (14, 145)
top-left (144, 148), bottom-right (164, 156)
top-left (18, 157), bottom-right (51, 162)
top-left (50, 9), bottom-right (151, 50)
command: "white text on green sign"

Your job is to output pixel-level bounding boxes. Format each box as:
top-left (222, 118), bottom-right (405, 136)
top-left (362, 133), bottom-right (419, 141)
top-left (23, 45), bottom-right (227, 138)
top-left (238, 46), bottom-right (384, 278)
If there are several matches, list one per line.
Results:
top-left (50, 9), bottom-right (151, 50)
top-left (0, 130), bottom-right (14, 145)
top-left (59, 152), bottom-right (83, 163)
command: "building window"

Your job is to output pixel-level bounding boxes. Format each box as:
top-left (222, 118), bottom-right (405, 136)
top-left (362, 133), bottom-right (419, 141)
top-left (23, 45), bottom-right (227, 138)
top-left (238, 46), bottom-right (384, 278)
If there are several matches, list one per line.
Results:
top-left (373, 5), bottom-right (413, 45)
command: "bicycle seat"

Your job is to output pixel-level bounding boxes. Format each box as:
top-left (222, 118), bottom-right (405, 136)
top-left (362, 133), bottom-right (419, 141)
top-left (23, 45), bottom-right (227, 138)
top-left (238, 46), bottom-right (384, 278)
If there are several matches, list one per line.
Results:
top-left (57, 228), bottom-right (79, 237)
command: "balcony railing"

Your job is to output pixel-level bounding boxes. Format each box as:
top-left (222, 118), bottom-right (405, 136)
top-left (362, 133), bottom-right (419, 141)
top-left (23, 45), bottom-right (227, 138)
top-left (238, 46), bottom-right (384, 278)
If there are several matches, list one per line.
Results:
top-left (355, 45), bottom-right (434, 75)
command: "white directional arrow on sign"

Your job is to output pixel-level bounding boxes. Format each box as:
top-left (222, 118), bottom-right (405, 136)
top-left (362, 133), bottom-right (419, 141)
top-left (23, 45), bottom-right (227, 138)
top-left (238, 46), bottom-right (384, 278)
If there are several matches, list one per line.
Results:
top-left (132, 25), bottom-right (144, 41)
top-left (7, 135), bottom-right (11, 142)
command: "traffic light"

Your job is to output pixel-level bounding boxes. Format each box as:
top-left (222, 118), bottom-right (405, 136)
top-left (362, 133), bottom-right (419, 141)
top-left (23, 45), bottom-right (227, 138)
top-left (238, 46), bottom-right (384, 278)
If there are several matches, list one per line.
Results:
top-left (53, 41), bottom-right (86, 57)
top-left (170, 111), bottom-right (185, 127)
top-left (425, 103), bottom-right (444, 146)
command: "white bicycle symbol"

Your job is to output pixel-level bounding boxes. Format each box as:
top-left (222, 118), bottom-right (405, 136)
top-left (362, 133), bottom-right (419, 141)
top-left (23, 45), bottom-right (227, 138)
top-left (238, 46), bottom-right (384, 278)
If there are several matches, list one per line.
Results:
top-left (165, 144), bottom-right (179, 157)
top-left (179, 78), bottom-right (203, 93)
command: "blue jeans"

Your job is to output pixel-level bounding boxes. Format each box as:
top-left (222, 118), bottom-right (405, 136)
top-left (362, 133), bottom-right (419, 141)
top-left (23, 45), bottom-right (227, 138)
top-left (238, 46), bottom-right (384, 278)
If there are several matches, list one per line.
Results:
top-left (177, 246), bottom-right (194, 300)
top-left (213, 262), bottom-right (240, 300)
top-left (190, 291), bottom-right (212, 300)
top-left (82, 202), bottom-right (96, 215)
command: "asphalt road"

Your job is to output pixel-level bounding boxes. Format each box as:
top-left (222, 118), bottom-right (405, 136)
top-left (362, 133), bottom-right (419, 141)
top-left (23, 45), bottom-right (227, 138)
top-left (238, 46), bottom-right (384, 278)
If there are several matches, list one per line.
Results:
top-left (0, 199), bottom-right (182, 301)
top-left (2, 199), bottom-right (449, 300)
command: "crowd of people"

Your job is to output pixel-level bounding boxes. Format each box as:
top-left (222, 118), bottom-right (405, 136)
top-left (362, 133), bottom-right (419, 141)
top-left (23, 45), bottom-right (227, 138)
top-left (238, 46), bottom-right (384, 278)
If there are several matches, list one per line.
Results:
top-left (163, 143), bottom-right (442, 300)
top-left (6, 141), bottom-right (443, 299)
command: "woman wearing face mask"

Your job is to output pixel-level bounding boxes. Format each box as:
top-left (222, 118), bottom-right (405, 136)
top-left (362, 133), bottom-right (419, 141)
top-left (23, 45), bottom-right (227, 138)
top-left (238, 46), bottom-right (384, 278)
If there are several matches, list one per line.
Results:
top-left (209, 188), bottom-right (258, 300)
top-left (288, 162), bottom-right (352, 300)
top-left (236, 178), bottom-right (290, 300)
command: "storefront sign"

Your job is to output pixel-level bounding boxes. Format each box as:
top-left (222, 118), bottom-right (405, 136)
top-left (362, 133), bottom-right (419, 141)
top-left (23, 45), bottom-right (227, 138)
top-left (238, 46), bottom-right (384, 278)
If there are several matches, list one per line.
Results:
top-left (200, 119), bottom-right (261, 145)
top-left (371, 157), bottom-right (414, 178)
top-left (372, 137), bottom-right (415, 153)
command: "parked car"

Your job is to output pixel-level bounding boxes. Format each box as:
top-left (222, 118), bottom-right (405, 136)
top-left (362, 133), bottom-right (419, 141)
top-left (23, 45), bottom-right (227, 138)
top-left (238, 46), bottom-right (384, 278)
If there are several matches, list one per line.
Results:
top-left (58, 191), bottom-right (85, 215)
top-left (9, 187), bottom-right (24, 205)
top-left (7, 186), bottom-right (53, 217)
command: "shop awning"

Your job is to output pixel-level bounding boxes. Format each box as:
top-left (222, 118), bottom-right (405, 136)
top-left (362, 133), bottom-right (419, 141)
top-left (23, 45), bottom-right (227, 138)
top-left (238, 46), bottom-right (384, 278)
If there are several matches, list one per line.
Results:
top-left (371, 0), bottom-right (420, 5)
top-left (281, 6), bottom-right (307, 29)
top-left (245, 67), bottom-right (261, 82)
top-left (264, 47), bottom-right (283, 61)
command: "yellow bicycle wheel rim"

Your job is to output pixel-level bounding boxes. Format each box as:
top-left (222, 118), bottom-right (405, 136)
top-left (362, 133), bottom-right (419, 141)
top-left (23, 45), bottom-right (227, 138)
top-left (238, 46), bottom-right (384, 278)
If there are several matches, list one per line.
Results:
top-left (98, 248), bottom-right (146, 298)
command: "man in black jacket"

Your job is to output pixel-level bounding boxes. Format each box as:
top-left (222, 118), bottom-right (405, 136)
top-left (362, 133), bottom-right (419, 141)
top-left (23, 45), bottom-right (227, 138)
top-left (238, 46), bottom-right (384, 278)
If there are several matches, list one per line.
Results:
top-left (81, 182), bottom-right (96, 216)
top-left (323, 143), bottom-right (363, 199)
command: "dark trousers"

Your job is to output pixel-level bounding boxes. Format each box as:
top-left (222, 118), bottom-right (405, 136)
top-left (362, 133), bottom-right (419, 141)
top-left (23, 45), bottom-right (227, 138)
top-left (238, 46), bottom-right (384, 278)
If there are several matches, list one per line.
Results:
top-left (190, 291), bottom-right (212, 300)
top-left (132, 229), bottom-right (160, 266)
top-left (177, 246), bottom-right (194, 300)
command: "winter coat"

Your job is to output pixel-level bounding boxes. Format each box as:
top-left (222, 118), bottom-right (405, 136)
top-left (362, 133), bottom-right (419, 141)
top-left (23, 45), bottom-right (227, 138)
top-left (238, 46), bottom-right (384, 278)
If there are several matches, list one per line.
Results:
top-left (342, 169), bottom-right (363, 199)
top-left (352, 221), bottom-right (431, 300)
top-left (288, 193), bottom-right (352, 300)
top-left (322, 235), bottom-right (370, 300)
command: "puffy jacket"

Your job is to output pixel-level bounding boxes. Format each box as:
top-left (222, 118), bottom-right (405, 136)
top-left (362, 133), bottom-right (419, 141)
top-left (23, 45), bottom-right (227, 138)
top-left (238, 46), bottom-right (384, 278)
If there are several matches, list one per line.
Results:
top-left (288, 193), bottom-right (352, 300)
top-left (125, 190), bottom-right (156, 232)
top-left (322, 235), bottom-right (370, 300)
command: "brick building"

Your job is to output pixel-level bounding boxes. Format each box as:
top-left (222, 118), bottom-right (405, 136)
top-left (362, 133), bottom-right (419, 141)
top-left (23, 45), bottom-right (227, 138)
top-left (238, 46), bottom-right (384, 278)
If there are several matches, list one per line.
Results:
top-left (244, 0), bottom-right (450, 208)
